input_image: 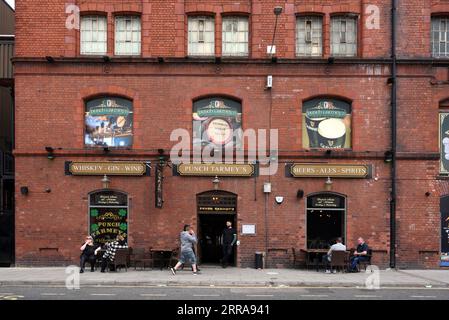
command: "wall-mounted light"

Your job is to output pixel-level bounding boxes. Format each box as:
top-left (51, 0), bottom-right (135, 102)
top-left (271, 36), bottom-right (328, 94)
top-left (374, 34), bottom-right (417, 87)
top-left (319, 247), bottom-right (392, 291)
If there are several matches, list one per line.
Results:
top-left (268, 6), bottom-right (283, 58)
top-left (20, 186), bottom-right (29, 196)
top-left (297, 189), bottom-right (304, 199)
top-left (324, 177), bottom-right (333, 191)
top-left (213, 176), bottom-right (220, 190)
top-left (103, 55), bottom-right (111, 63)
top-left (45, 56), bottom-right (55, 63)
top-left (384, 150), bottom-right (393, 163)
top-left (45, 147), bottom-right (55, 160)
top-left (103, 146), bottom-right (110, 154)
top-left (101, 175), bottom-right (110, 189)
top-left (275, 196), bottom-right (284, 204)
top-left (425, 192), bottom-right (431, 197)
top-left (387, 77), bottom-right (395, 85)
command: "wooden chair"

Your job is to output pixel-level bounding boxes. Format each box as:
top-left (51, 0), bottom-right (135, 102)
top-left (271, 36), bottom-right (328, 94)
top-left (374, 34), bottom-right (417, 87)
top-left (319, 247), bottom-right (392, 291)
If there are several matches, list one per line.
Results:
top-left (330, 251), bottom-right (347, 273)
top-left (111, 248), bottom-right (129, 272)
top-left (130, 248), bottom-right (147, 270)
top-left (358, 249), bottom-right (373, 271)
top-left (291, 248), bottom-right (307, 269)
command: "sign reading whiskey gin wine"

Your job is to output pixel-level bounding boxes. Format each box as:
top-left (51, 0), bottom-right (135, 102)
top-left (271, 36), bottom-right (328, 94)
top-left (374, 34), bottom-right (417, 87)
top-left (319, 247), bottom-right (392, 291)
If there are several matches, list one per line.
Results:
top-left (65, 161), bottom-right (150, 176)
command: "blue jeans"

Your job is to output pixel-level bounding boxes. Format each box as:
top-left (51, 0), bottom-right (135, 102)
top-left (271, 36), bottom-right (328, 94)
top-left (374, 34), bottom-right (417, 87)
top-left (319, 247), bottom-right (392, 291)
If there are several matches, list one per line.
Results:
top-left (350, 256), bottom-right (368, 271)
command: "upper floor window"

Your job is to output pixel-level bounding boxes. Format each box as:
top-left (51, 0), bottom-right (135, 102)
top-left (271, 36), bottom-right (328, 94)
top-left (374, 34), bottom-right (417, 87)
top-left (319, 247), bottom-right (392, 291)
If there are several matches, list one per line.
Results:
top-left (296, 16), bottom-right (323, 57)
top-left (188, 16), bottom-right (215, 56)
top-left (80, 16), bottom-right (107, 55)
top-left (432, 17), bottom-right (449, 58)
top-left (115, 16), bottom-right (141, 56)
top-left (222, 16), bottom-right (249, 56)
top-left (331, 16), bottom-right (357, 57)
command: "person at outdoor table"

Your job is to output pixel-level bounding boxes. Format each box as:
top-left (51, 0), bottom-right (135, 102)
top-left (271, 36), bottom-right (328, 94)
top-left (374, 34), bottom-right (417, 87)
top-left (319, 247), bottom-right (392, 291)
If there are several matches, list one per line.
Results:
top-left (79, 235), bottom-right (101, 273)
top-left (170, 225), bottom-right (199, 275)
top-left (349, 237), bottom-right (369, 272)
top-left (100, 234), bottom-right (128, 273)
top-left (322, 237), bottom-right (346, 273)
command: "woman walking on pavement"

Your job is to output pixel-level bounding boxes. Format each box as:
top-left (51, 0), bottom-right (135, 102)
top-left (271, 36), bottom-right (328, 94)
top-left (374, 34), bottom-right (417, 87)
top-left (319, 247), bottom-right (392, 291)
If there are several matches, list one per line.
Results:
top-left (170, 224), bottom-right (199, 275)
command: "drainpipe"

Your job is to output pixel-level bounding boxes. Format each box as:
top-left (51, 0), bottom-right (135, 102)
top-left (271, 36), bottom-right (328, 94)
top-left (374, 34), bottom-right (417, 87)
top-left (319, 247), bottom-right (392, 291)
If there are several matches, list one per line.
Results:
top-left (390, 0), bottom-right (398, 269)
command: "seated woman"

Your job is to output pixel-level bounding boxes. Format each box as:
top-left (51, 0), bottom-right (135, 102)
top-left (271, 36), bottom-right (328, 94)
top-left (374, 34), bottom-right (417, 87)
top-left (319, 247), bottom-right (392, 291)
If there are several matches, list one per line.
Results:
top-left (80, 236), bottom-right (101, 273)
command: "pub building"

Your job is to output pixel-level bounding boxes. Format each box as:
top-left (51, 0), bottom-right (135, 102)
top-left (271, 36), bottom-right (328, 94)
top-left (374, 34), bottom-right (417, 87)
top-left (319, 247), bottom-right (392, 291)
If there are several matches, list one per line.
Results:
top-left (9, 0), bottom-right (449, 269)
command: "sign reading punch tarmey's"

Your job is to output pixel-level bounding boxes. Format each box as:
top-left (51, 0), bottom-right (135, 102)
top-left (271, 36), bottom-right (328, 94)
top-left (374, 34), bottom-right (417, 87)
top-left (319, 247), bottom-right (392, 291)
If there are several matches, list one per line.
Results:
top-left (65, 161), bottom-right (150, 176)
top-left (286, 163), bottom-right (372, 178)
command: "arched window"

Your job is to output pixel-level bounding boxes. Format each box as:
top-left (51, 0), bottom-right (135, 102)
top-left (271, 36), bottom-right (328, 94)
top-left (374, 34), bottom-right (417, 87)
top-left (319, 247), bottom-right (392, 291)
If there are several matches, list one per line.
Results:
top-left (193, 97), bottom-right (242, 149)
top-left (302, 98), bottom-right (352, 149)
top-left (84, 96), bottom-right (133, 148)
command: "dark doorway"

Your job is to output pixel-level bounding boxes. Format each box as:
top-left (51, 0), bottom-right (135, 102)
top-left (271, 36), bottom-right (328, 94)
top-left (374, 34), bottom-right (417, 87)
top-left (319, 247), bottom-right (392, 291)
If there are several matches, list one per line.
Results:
top-left (0, 177), bottom-right (14, 266)
top-left (306, 193), bottom-right (346, 249)
top-left (198, 214), bottom-right (236, 265)
top-left (197, 191), bottom-right (237, 265)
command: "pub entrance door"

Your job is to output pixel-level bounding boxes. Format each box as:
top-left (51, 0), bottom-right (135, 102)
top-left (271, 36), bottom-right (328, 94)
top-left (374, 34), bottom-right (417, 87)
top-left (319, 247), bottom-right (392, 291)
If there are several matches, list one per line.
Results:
top-left (306, 193), bottom-right (346, 249)
top-left (197, 191), bottom-right (237, 265)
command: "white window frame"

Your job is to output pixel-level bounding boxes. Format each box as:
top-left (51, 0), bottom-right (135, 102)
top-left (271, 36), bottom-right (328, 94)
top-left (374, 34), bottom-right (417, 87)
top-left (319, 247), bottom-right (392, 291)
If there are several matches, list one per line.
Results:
top-left (432, 17), bottom-right (449, 58)
top-left (331, 15), bottom-right (358, 57)
top-left (115, 16), bottom-right (141, 56)
top-left (296, 15), bottom-right (323, 57)
top-left (222, 16), bottom-right (249, 57)
top-left (188, 16), bottom-right (215, 56)
top-left (80, 15), bottom-right (108, 55)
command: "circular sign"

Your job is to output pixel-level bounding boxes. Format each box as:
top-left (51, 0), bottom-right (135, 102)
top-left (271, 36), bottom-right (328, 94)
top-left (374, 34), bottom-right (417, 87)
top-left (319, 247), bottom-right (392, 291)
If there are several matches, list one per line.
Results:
top-left (206, 118), bottom-right (232, 145)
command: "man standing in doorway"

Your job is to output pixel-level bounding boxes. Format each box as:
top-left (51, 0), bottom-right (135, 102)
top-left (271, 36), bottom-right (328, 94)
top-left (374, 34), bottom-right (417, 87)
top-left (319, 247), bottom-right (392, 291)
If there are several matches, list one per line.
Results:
top-left (221, 221), bottom-right (237, 268)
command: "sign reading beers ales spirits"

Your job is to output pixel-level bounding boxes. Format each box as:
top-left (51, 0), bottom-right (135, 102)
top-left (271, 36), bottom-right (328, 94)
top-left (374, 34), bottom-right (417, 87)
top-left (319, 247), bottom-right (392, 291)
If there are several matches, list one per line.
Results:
top-left (302, 98), bottom-right (352, 149)
top-left (286, 163), bottom-right (372, 178)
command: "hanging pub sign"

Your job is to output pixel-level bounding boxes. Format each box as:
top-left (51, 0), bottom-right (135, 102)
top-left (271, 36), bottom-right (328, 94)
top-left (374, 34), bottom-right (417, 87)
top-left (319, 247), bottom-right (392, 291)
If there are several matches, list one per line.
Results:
top-left (155, 164), bottom-right (163, 208)
top-left (193, 97), bottom-right (242, 149)
top-left (441, 196), bottom-right (449, 267)
top-left (85, 97), bottom-right (133, 148)
top-left (302, 98), bottom-right (352, 149)
top-left (286, 163), bottom-right (372, 179)
top-left (439, 112), bottom-right (449, 174)
top-left (89, 190), bottom-right (128, 245)
top-left (65, 161), bottom-right (150, 176)
top-left (173, 162), bottom-right (258, 177)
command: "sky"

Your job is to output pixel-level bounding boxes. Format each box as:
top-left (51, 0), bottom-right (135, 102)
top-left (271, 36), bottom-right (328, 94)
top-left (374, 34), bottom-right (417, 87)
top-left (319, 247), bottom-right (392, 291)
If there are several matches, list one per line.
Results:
top-left (5, 0), bottom-right (14, 9)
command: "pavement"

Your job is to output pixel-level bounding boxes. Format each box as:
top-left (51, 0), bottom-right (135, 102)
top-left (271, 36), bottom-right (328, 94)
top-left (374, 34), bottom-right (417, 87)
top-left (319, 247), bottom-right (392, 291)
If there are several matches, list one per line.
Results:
top-left (0, 266), bottom-right (448, 288)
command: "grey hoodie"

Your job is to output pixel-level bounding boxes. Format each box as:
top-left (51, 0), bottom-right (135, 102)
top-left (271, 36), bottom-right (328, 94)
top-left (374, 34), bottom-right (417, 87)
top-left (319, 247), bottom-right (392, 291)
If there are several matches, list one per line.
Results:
top-left (180, 231), bottom-right (197, 253)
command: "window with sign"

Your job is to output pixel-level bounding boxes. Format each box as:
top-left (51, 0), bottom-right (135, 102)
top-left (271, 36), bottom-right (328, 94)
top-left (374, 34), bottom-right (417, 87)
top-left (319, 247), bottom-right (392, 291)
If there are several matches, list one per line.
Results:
top-left (439, 99), bottom-right (449, 174)
top-left (89, 190), bottom-right (129, 245)
top-left (193, 97), bottom-right (242, 149)
top-left (302, 98), bottom-right (352, 149)
top-left (85, 97), bottom-right (133, 148)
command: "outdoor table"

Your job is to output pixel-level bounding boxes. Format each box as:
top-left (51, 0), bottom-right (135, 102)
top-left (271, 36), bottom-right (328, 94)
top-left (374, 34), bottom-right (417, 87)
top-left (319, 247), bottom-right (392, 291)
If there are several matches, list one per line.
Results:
top-left (301, 249), bottom-right (329, 271)
top-left (150, 249), bottom-right (173, 270)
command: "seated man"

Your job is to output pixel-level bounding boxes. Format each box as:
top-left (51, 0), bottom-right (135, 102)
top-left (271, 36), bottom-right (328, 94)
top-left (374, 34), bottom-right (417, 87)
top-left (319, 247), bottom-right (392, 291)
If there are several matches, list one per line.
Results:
top-left (100, 234), bottom-right (128, 273)
top-left (349, 237), bottom-right (369, 272)
top-left (79, 235), bottom-right (101, 273)
top-left (322, 237), bottom-right (346, 273)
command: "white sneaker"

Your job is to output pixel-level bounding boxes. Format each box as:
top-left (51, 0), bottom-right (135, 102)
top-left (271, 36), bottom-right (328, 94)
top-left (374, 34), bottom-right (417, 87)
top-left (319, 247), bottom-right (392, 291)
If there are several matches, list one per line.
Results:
top-left (332, 270), bottom-right (337, 274)
top-left (325, 270), bottom-right (331, 274)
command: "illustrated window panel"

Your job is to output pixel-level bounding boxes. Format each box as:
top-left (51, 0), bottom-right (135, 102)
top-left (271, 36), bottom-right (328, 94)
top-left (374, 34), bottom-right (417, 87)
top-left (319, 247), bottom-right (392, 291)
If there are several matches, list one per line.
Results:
top-left (432, 17), bottom-right (449, 57)
top-left (440, 111), bottom-right (449, 174)
top-left (193, 98), bottom-right (243, 150)
top-left (222, 16), bottom-right (249, 56)
top-left (331, 16), bottom-right (357, 57)
top-left (188, 16), bottom-right (215, 56)
top-left (81, 16), bottom-right (107, 55)
top-left (115, 16), bottom-right (141, 56)
top-left (85, 97), bottom-right (134, 148)
top-left (302, 99), bottom-right (352, 149)
top-left (296, 16), bottom-right (323, 57)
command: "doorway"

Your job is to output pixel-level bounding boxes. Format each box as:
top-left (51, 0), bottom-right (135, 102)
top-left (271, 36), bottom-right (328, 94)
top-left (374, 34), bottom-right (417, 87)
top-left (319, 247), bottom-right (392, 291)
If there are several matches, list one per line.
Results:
top-left (306, 193), bottom-right (346, 249)
top-left (197, 191), bottom-right (237, 265)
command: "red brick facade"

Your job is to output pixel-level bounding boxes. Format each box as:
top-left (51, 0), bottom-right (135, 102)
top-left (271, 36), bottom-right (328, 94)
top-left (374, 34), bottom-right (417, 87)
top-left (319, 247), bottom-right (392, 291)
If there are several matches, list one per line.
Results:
top-left (12, 0), bottom-right (449, 268)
